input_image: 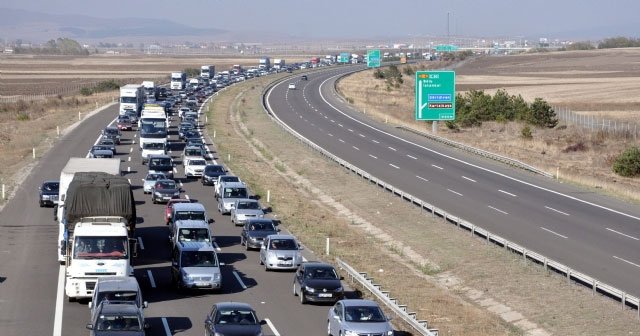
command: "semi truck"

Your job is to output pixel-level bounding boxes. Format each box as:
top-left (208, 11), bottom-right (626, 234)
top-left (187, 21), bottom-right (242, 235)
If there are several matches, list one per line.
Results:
top-left (170, 72), bottom-right (186, 90)
top-left (119, 84), bottom-right (144, 115)
top-left (62, 171), bottom-right (137, 301)
top-left (273, 59), bottom-right (285, 70)
top-left (258, 57), bottom-right (270, 69)
top-left (200, 65), bottom-right (215, 80)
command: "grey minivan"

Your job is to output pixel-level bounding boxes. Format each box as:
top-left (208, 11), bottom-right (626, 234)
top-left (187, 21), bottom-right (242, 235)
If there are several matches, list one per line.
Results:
top-left (171, 241), bottom-right (222, 291)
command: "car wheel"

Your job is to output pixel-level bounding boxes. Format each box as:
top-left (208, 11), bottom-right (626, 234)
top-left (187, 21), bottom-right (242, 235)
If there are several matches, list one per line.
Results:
top-left (293, 283), bottom-right (297, 296)
top-left (39, 200), bottom-right (44, 208)
top-left (67, 296), bottom-right (76, 303)
top-left (152, 198), bottom-right (157, 204)
top-left (259, 256), bottom-right (263, 265)
top-left (327, 321), bottom-right (332, 336)
top-left (300, 290), bottom-right (307, 304)
top-left (265, 263), bottom-right (269, 272)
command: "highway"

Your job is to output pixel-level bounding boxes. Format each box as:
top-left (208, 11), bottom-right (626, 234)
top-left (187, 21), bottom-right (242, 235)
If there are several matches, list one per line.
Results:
top-left (0, 82), bottom-right (351, 336)
top-left (266, 65), bottom-right (640, 298)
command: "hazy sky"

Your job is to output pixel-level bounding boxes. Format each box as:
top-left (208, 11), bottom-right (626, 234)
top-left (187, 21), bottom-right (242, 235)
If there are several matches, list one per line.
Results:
top-left (4, 0), bottom-right (639, 39)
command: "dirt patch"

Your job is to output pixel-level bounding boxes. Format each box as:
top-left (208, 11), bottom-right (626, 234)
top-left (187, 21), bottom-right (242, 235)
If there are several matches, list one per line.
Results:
top-left (206, 73), bottom-right (640, 335)
top-left (337, 49), bottom-right (640, 202)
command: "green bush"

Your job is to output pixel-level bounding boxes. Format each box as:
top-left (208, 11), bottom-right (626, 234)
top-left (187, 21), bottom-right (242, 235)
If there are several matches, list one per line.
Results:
top-left (612, 146), bottom-right (640, 177)
top-left (80, 87), bottom-right (93, 96)
top-left (373, 69), bottom-right (385, 79)
top-left (529, 98), bottom-right (558, 128)
top-left (520, 125), bottom-right (533, 139)
top-left (184, 68), bottom-right (200, 78)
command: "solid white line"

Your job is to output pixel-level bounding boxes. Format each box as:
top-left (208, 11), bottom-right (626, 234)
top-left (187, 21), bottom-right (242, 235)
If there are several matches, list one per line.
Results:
top-left (52, 266), bottom-right (65, 336)
top-left (213, 242), bottom-right (222, 251)
top-left (388, 146), bottom-right (396, 151)
top-left (407, 154), bottom-right (417, 160)
top-left (233, 271), bottom-right (247, 289)
top-left (432, 164), bottom-right (443, 170)
top-left (488, 205), bottom-right (508, 215)
top-left (462, 176), bottom-right (476, 182)
top-left (447, 189), bottom-right (463, 196)
top-left (161, 317), bottom-right (171, 336)
top-left (338, 139), bottom-right (345, 143)
top-left (613, 256), bottom-right (640, 268)
top-left (606, 228), bottom-right (640, 241)
top-left (389, 163), bottom-right (400, 169)
top-left (498, 189), bottom-right (517, 197)
top-left (265, 318), bottom-right (281, 336)
top-left (416, 176), bottom-right (429, 182)
top-left (544, 206), bottom-right (570, 216)
top-left (352, 146), bottom-right (359, 151)
top-left (147, 270), bottom-right (156, 288)
top-left (137, 237), bottom-right (145, 250)
top-left (541, 227), bottom-right (568, 239)
top-left (371, 140), bottom-right (379, 144)
top-left (369, 154), bottom-right (378, 159)
top-left (359, 133), bottom-right (366, 137)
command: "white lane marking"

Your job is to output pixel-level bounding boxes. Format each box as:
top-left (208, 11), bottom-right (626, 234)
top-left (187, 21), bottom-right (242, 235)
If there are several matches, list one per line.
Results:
top-left (606, 228), bottom-right (640, 241)
top-left (172, 167), bottom-right (177, 173)
top-left (302, 256), bottom-right (308, 262)
top-left (359, 133), bottom-right (366, 138)
top-left (127, 179), bottom-right (131, 184)
top-left (133, 133), bottom-right (137, 138)
top-left (447, 189), bottom-right (463, 196)
top-left (338, 139), bottom-right (345, 143)
top-left (324, 115), bottom-right (328, 119)
top-left (161, 317), bottom-right (171, 336)
top-left (330, 119), bottom-right (335, 123)
top-left (127, 157), bottom-right (131, 162)
top-left (371, 140), bottom-right (379, 144)
top-left (185, 194), bottom-right (190, 200)
top-left (498, 189), bottom-right (517, 197)
top-left (179, 181), bottom-right (184, 187)
top-left (328, 133), bottom-right (333, 137)
top-left (416, 176), bottom-right (429, 182)
top-left (129, 147), bottom-right (133, 153)
top-left (369, 154), bottom-right (378, 159)
top-left (488, 206), bottom-right (508, 215)
top-left (137, 237), bottom-right (145, 250)
top-left (213, 242), bottom-right (222, 251)
top-left (53, 266), bottom-right (65, 336)
top-left (338, 124), bottom-right (343, 127)
top-left (541, 227), bottom-right (568, 239)
top-left (310, 123), bottom-right (315, 127)
top-left (407, 154), bottom-right (417, 160)
top-left (462, 176), bottom-right (476, 183)
top-left (141, 178), bottom-right (145, 182)
top-left (233, 271), bottom-right (247, 289)
top-left (348, 128), bottom-right (354, 132)
top-left (388, 146), bottom-right (396, 151)
top-left (264, 318), bottom-right (281, 336)
top-left (147, 270), bottom-right (156, 288)
top-left (389, 163), bottom-right (400, 169)
top-left (352, 146), bottom-right (359, 151)
top-left (544, 206), bottom-right (570, 216)
top-left (613, 256), bottom-right (640, 268)
top-left (432, 164), bottom-right (443, 170)
top-left (314, 75), bottom-right (640, 223)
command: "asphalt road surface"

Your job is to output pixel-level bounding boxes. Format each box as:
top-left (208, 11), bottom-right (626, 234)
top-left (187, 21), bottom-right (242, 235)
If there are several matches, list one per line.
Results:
top-left (266, 66), bottom-right (640, 298)
top-left (0, 82), bottom-right (355, 336)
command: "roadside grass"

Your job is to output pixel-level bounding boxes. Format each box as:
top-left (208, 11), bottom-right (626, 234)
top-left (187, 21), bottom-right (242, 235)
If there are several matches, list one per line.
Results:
top-left (206, 72), bottom-right (640, 335)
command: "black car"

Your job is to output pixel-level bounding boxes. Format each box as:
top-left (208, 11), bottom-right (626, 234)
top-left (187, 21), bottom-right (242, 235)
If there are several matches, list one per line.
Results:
top-left (101, 127), bottom-right (122, 145)
top-left (202, 165), bottom-right (226, 186)
top-left (124, 110), bottom-right (138, 124)
top-left (39, 180), bottom-right (59, 207)
top-left (205, 302), bottom-right (264, 336)
top-left (293, 262), bottom-right (344, 304)
top-left (301, 75), bottom-right (308, 80)
top-left (240, 219), bottom-right (279, 250)
top-left (90, 145), bottom-right (114, 158)
top-left (98, 138), bottom-right (117, 155)
top-left (151, 179), bottom-right (180, 204)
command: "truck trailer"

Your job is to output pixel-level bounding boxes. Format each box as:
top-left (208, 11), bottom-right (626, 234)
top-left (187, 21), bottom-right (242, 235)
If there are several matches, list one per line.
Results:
top-left (170, 72), bottom-right (186, 90)
top-left (200, 65), bottom-right (215, 80)
top-left (258, 57), bottom-right (271, 69)
top-left (119, 84), bottom-right (144, 115)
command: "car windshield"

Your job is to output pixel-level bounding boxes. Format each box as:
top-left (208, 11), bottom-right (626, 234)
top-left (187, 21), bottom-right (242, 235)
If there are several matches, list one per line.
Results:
top-left (189, 159), bottom-right (206, 166)
top-left (185, 149), bottom-right (201, 156)
top-left (100, 139), bottom-right (114, 145)
top-left (145, 173), bottom-right (164, 181)
top-left (143, 142), bottom-right (164, 150)
top-left (306, 267), bottom-right (339, 279)
top-left (96, 291), bottom-right (138, 306)
top-left (221, 176), bottom-right (240, 183)
top-left (43, 182), bottom-right (59, 191)
top-left (237, 201), bottom-right (259, 210)
top-left (104, 128), bottom-right (118, 135)
top-left (177, 228), bottom-right (210, 242)
top-left (174, 211), bottom-right (205, 221)
top-left (215, 309), bottom-right (258, 325)
top-left (205, 166), bottom-right (224, 173)
top-left (95, 314), bottom-right (142, 331)
top-left (248, 222), bottom-right (275, 231)
top-left (118, 116), bottom-right (130, 122)
top-left (181, 251), bottom-right (217, 267)
top-left (269, 239), bottom-right (298, 250)
top-left (149, 158), bottom-right (172, 166)
top-left (73, 236), bottom-right (128, 259)
top-left (344, 306), bottom-right (387, 323)
top-left (156, 181), bottom-right (176, 189)
top-left (223, 187), bottom-right (247, 198)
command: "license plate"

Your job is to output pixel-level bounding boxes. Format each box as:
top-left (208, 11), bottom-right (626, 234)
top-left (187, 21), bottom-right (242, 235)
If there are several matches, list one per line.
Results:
top-left (318, 293), bottom-right (332, 298)
top-left (95, 269), bottom-right (107, 273)
top-left (278, 262), bottom-right (292, 266)
top-left (196, 282), bottom-right (209, 287)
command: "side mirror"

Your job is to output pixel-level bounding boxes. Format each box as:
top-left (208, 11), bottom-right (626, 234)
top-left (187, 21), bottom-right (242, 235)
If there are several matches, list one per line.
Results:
top-left (144, 323), bottom-right (150, 329)
top-left (299, 246), bottom-right (304, 250)
top-left (86, 324), bottom-right (94, 330)
top-left (340, 276), bottom-right (344, 280)
top-left (277, 228), bottom-right (281, 232)
top-left (208, 218), bottom-right (214, 224)
top-left (260, 320), bottom-right (267, 325)
top-left (143, 301), bottom-right (149, 308)
top-left (386, 316), bottom-right (393, 321)
top-left (172, 261), bottom-right (178, 267)
top-left (333, 315), bottom-right (340, 320)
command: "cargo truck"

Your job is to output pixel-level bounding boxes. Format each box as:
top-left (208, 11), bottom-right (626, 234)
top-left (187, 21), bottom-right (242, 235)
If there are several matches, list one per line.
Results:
top-left (258, 57), bottom-right (270, 69)
top-left (119, 84), bottom-right (144, 115)
top-left (170, 72), bottom-right (186, 90)
top-left (200, 65), bottom-right (215, 80)
top-left (273, 59), bottom-right (285, 70)
top-left (61, 171), bottom-right (137, 301)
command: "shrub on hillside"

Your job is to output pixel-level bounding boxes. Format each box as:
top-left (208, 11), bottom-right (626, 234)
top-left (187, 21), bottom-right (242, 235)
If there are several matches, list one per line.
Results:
top-left (612, 146), bottom-right (640, 177)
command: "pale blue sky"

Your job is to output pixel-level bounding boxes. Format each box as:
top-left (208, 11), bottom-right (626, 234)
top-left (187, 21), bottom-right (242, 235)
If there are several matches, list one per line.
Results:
top-left (3, 0), bottom-right (639, 39)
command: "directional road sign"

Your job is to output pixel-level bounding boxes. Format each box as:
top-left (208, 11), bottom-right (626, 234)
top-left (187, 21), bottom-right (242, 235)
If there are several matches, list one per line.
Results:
top-left (367, 49), bottom-right (381, 68)
top-left (415, 71), bottom-right (456, 121)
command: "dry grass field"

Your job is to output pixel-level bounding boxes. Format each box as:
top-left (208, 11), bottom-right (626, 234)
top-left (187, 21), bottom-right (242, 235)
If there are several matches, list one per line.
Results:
top-left (337, 48), bottom-right (640, 201)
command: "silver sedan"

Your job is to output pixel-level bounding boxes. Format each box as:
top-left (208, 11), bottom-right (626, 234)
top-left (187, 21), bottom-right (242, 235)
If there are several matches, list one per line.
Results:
top-left (143, 173), bottom-right (167, 194)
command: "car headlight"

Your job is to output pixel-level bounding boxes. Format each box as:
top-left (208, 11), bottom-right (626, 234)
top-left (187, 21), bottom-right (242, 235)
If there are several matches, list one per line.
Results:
top-left (335, 286), bottom-right (343, 292)
top-left (42, 195), bottom-right (50, 200)
top-left (154, 191), bottom-right (161, 196)
top-left (387, 330), bottom-right (394, 336)
top-left (344, 331), bottom-right (359, 336)
top-left (182, 273), bottom-right (192, 281)
top-left (173, 192), bottom-right (180, 196)
top-left (304, 286), bottom-right (315, 293)
top-left (258, 214), bottom-right (264, 218)
top-left (214, 273), bottom-right (221, 280)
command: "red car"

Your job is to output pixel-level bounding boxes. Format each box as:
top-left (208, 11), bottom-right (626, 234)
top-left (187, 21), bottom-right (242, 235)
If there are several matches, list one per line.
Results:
top-left (165, 198), bottom-right (193, 225)
top-left (117, 115), bottom-right (133, 131)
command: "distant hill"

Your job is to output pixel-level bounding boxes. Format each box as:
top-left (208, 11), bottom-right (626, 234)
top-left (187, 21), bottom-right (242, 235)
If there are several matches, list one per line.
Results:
top-left (0, 8), bottom-right (227, 42)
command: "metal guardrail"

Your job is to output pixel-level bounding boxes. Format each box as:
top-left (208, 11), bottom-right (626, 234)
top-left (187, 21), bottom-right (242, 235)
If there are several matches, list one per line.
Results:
top-left (336, 258), bottom-right (439, 336)
top-left (260, 72), bottom-right (640, 319)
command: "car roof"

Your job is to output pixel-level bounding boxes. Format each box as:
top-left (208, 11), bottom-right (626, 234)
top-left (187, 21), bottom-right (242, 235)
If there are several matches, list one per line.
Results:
top-left (339, 299), bottom-right (380, 307)
top-left (177, 241), bottom-right (215, 252)
top-left (246, 218), bottom-right (275, 224)
top-left (221, 181), bottom-right (245, 188)
top-left (96, 276), bottom-right (140, 292)
top-left (174, 219), bottom-right (209, 228)
top-left (302, 262), bottom-right (336, 270)
top-left (172, 202), bottom-right (205, 211)
top-left (156, 179), bottom-right (176, 184)
top-left (149, 154), bottom-right (171, 159)
top-left (214, 302), bottom-right (255, 311)
top-left (267, 234), bottom-right (296, 240)
top-left (98, 301), bottom-right (140, 315)
top-left (235, 198), bottom-right (257, 203)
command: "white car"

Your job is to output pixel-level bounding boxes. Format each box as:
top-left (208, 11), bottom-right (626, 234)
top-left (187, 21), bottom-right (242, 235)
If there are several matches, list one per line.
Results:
top-left (184, 158), bottom-right (207, 178)
top-left (143, 173), bottom-right (167, 194)
top-left (288, 83), bottom-right (296, 90)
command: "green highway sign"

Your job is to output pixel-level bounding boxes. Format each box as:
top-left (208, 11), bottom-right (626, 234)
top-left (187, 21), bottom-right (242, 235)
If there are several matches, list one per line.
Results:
top-left (415, 71), bottom-right (456, 121)
top-left (367, 49), bottom-right (381, 68)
